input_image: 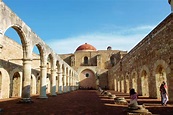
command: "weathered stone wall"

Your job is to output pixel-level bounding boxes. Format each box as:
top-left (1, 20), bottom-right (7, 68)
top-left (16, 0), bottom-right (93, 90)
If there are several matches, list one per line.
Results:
top-left (108, 13), bottom-right (173, 100)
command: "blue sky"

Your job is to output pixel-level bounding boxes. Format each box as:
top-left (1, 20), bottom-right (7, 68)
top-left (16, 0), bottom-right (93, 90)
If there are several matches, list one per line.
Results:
top-left (3, 0), bottom-right (171, 54)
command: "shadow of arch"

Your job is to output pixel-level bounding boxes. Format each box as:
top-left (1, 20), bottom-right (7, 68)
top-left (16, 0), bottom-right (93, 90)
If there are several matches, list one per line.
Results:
top-left (31, 74), bottom-right (37, 95)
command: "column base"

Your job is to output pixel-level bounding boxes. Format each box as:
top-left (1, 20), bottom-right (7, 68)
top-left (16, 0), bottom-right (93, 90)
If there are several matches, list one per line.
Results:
top-left (18, 98), bottom-right (34, 104)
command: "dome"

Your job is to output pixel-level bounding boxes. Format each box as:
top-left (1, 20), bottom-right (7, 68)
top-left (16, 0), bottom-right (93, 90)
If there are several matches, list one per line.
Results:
top-left (75, 43), bottom-right (97, 52)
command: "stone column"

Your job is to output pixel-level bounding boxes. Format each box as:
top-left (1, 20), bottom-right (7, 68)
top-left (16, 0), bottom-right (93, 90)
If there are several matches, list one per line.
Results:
top-left (63, 68), bottom-right (67, 92)
top-left (50, 69), bottom-right (57, 96)
top-left (58, 65), bottom-right (63, 94)
top-left (69, 77), bottom-right (72, 91)
top-left (20, 59), bottom-right (32, 103)
top-left (169, 0), bottom-right (173, 13)
top-left (39, 65), bottom-right (48, 98)
top-left (67, 75), bottom-right (70, 92)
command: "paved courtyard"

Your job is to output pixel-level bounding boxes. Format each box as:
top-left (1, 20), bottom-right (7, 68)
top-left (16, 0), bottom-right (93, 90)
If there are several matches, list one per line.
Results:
top-left (0, 90), bottom-right (173, 115)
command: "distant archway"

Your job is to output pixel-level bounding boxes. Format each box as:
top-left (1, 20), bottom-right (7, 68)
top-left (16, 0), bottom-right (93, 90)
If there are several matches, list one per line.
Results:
top-left (141, 70), bottom-right (149, 96)
top-left (125, 74), bottom-right (130, 93)
top-left (79, 69), bottom-right (96, 89)
top-left (131, 71), bottom-right (137, 91)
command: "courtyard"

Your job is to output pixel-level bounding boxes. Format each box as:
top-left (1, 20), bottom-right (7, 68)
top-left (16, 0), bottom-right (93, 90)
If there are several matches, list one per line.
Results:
top-left (0, 90), bottom-right (172, 115)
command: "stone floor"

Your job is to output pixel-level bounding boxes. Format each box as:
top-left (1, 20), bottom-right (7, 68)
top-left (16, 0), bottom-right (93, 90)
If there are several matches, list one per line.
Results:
top-left (0, 90), bottom-right (173, 115)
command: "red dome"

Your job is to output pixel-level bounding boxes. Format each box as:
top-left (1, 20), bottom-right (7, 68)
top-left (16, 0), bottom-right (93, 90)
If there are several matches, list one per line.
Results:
top-left (75, 43), bottom-right (97, 51)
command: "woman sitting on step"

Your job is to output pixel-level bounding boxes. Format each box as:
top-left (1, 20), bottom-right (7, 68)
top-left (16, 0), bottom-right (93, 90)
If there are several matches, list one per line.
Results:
top-left (128, 88), bottom-right (138, 109)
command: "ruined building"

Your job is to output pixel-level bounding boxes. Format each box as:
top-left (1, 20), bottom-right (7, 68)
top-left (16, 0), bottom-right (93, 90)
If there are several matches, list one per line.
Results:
top-left (0, 0), bottom-right (173, 102)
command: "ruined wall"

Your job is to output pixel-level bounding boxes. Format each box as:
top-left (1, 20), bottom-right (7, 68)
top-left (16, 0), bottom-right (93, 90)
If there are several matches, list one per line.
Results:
top-left (0, 35), bottom-right (40, 98)
top-left (108, 13), bottom-right (173, 100)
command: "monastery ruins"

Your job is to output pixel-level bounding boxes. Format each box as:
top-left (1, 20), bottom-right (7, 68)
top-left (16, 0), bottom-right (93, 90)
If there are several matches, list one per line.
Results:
top-left (0, 0), bottom-right (173, 103)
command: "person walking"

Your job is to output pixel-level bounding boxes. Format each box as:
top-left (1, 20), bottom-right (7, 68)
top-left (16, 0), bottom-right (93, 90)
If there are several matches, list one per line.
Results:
top-left (160, 81), bottom-right (168, 106)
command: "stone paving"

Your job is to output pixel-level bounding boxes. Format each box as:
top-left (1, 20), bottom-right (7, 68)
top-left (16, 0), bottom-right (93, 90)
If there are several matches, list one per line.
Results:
top-left (0, 90), bottom-right (172, 115)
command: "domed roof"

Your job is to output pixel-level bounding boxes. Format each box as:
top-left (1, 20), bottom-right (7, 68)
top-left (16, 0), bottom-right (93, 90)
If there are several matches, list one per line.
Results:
top-left (75, 43), bottom-right (97, 52)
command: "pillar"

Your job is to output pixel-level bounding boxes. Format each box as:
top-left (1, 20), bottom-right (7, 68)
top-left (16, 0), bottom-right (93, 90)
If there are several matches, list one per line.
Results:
top-left (58, 65), bottom-right (63, 94)
top-left (39, 65), bottom-right (48, 98)
top-left (63, 69), bottom-right (67, 92)
top-left (50, 69), bottom-right (57, 96)
top-left (19, 59), bottom-right (32, 103)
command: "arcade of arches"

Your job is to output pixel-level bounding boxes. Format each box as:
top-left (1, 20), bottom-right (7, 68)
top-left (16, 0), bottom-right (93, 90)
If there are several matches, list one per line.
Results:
top-left (0, 0), bottom-right (173, 102)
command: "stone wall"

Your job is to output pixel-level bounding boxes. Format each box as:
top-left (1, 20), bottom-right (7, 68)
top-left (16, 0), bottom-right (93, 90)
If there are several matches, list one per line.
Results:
top-left (0, 35), bottom-right (40, 98)
top-left (108, 13), bottom-right (173, 100)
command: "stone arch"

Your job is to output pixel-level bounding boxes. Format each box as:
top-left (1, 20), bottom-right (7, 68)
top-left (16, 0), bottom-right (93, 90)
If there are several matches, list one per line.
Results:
top-left (153, 60), bottom-right (170, 98)
top-left (130, 70), bottom-right (138, 91)
top-left (79, 69), bottom-right (96, 89)
top-left (0, 68), bottom-right (10, 98)
top-left (4, 25), bottom-right (27, 45)
top-left (139, 65), bottom-right (150, 97)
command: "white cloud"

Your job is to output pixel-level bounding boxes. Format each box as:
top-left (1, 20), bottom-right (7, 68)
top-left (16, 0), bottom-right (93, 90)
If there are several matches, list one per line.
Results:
top-left (46, 25), bottom-right (155, 54)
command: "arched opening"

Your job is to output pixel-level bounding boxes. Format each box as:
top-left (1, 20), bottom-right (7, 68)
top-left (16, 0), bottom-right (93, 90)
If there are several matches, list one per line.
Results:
top-left (79, 69), bottom-right (96, 89)
top-left (155, 65), bottom-right (167, 98)
top-left (125, 75), bottom-right (130, 93)
top-left (117, 77), bottom-right (120, 92)
top-left (4, 27), bottom-right (26, 98)
top-left (46, 54), bottom-right (53, 94)
top-left (11, 72), bottom-right (21, 97)
top-left (121, 78), bottom-right (124, 92)
top-left (141, 70), bottom-right (149, 96)
top-left (131, 72), bottom-right (137, 91)
top-left (84, 56), bottom-right (88, 65)
top-left (32, 44), bottom-right (43, 96)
